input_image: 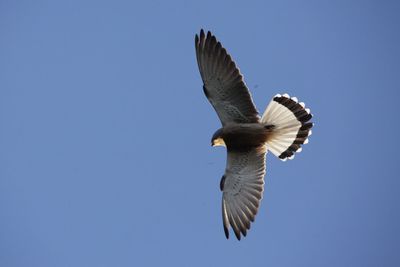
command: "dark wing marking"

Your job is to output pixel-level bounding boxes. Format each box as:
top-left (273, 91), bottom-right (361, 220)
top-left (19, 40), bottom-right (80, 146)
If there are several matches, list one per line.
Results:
top-left (221, 146), bottom-right (266, 240)
top-left (195, 29), bottom-right (260, 125)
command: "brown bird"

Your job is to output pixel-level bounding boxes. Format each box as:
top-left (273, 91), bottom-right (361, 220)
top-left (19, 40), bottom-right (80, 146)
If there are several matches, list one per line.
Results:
top-left (195, 29), bottom-right (313, 240)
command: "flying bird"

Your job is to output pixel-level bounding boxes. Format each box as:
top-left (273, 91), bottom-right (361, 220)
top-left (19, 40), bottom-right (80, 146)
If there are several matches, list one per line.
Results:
top-left (195, 29), bottom-right (313, 240)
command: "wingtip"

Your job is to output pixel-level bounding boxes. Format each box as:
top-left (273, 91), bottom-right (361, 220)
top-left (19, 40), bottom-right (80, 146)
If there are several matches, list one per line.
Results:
top-left (224, 225), bottom-right (230, 239)
top-left (234, 230), bottom-right (241, 241)
top-left (242, 229), bottom-right (247, 237)
top-left (199, 29), bottom-right (205, 41)
top-left (198, 29), bottom-right (214, 42)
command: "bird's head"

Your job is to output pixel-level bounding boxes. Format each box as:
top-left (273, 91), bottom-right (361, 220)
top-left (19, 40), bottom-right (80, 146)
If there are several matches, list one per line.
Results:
top-left (211, 129), bottom-right (226, 147)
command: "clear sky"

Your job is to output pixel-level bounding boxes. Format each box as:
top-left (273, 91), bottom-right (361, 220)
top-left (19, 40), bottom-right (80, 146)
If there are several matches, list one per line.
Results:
top-left (1, 0), bottom-right (400, 266)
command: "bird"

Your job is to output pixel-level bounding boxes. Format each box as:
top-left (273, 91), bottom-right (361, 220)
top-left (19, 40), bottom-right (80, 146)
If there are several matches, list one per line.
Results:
top-left (194, 29), bottom-right (313, 240)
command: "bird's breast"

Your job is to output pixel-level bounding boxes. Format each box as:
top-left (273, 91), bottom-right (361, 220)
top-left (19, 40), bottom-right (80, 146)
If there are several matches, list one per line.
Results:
top-left (222, 124), bottom-right (268, 151)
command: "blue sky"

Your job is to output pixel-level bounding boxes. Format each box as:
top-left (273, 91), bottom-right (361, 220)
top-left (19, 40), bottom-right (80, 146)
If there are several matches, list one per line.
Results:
top-left (1, 0), bottom-right (400, 266)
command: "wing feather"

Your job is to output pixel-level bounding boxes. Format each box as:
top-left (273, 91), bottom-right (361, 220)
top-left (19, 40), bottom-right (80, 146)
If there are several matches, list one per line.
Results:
top-left (195, 30), bottom-right (260, 125)
top-left (221, 146), bottom-right (267, 240)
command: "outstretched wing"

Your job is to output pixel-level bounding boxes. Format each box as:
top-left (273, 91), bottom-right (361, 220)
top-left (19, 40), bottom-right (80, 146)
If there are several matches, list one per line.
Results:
top-left (195, 29), bottom-right (260, 125)
top-left (220, 146), bottom-right (267, 240)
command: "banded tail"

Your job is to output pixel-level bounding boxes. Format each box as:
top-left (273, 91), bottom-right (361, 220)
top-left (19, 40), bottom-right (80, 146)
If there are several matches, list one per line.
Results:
top-left (261, 93), bottom-right (313, 161)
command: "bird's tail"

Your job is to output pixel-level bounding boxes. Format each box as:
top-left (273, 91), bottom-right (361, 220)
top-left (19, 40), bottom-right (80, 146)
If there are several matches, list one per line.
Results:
top-left (261, 93), bottom-right (313, 161)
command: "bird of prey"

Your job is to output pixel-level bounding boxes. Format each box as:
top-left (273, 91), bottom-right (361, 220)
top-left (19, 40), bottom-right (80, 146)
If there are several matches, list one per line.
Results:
top-left (195, 29), bottom-right (313, 240)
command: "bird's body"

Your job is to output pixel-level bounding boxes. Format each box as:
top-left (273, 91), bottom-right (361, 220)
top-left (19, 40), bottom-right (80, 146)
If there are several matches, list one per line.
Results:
top-left (195, 29), bottom-right (314, 240)
top-left (212, 123), bottom-right (272, 152)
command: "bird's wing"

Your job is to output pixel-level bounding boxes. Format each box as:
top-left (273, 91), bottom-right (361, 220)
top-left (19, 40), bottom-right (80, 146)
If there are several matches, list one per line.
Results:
top-left (195, 30), bottom-right (260, 125)
top-left (221, 146), bottom-right (267, 240)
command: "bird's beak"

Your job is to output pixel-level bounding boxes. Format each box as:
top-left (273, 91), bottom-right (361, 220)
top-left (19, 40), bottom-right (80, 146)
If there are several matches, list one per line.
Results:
top-left (212, 138), bottom-right (226, 147)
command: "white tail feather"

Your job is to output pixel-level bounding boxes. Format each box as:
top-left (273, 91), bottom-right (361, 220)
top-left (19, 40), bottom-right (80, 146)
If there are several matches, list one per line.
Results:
top-left (262, 94), bottom-right (313, 160)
